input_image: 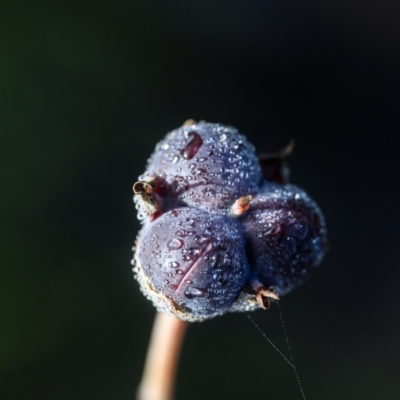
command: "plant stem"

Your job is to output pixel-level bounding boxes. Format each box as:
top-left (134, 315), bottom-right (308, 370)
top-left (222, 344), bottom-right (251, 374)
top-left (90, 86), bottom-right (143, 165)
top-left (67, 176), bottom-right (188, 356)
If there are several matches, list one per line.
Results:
top-left (137, 312), bottom-right (188, 400)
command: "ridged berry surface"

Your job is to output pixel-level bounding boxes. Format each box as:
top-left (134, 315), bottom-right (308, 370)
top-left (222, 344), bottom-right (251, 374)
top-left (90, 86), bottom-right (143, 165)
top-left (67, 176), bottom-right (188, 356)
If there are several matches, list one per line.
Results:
top-left (136, 121), bottom-right (261, 219)
top-left (135, 207), bottom-right (249, 321)
top-left (242, 183), bottom-right (327, 296)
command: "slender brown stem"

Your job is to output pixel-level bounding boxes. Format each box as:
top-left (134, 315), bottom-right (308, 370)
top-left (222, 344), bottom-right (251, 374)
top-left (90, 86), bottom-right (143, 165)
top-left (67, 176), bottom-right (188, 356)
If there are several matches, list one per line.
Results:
top-left (137, 312), bottom-right (188, 400)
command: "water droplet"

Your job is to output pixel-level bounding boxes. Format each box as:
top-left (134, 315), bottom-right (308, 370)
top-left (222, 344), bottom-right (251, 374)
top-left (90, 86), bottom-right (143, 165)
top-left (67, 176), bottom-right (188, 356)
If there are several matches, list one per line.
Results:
top-left (219, 133), bottom-right (227, 142)
top-left (167, 238), bottom-right (184, 250)
top-left (186, 218), bottom-right (197, 227)
top-left (164, 279), bottom-right (169, 284)
top-left (312, 237), bottom-right (322, 248)
top-left (170, 284), bottom-right (178, 290)
top-left (189, 247), bottom-right (200, 256)
top-left (209, 253), bottom-right (221, 268)
top-left (182, 131), bottom-right (203, 160)
top-left (176, 269), bottom-right (184, 275)
top-left (184, 287), bottom-right (205, 299)
top-left (294, 223), bottom-right (308, 240)
top-left (130, 259), bottom-right (135, 265)
top-left (193, 167), bottom-right (207, 175)
top-left (203, 187), bottom-right (216, 197)
top-left (172, 155), bottom-right (179, 164)
top-left (169, 210), bottom-right (181, 218)
top-left (198, 235), bottom-right (211, 244)
top-left (184, 279), bottom-right (193, 284)
top-left (169, 261), bottom-right (180, 268)
top-left (161, 143), bottom-right (169, 150)
top-left (177, 229), bottom-right (187, 237)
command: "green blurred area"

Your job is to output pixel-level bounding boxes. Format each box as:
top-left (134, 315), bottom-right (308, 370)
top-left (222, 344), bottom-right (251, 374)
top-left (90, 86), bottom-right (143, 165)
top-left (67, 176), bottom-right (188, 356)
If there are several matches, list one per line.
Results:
top-left (1, 1), bottom-right (400, 399)
top-left (0, 1), bottom-right (150, 392)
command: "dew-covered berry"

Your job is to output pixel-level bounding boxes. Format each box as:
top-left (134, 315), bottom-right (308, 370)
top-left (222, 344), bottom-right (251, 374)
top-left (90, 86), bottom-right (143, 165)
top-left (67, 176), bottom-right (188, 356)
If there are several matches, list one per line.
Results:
top-left (133, 120), bottom-right (329, 320)
top-left (134, 207), bottom-right (249, 321)
top-left (134, 120), bottom-right (262, 220)
top-left (242, 183), bottom-right (328, 296)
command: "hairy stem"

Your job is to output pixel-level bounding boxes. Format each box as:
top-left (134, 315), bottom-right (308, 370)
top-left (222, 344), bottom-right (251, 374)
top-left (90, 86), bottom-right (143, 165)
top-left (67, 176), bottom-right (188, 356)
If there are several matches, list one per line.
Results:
top-left (137, 312), bottom-right (188, 400)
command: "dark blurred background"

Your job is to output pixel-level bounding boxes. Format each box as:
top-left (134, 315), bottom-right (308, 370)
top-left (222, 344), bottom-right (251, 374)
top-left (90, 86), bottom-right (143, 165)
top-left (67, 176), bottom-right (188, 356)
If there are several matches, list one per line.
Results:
top-left (1, 1), bottom-right (400, 399)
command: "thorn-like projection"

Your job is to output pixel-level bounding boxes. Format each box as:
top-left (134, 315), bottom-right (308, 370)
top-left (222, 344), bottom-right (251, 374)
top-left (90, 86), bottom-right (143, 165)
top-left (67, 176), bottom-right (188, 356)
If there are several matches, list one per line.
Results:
top-left (258, 139), bottom-right (295, 184)
top-left (279, 139), bottom-right (295, 158)
top-left (256, 288), bottom-right (279, 310)
top-left (133, 179), bottom-right (161, 218)
top-left (250, 279), bottom-right (280, 309)
top-left (133, 180), bottom-right (156, 194)
top-left (230, 195), bottom-right (253, 217)
top-left (183, 119), bottom-right (196, 126)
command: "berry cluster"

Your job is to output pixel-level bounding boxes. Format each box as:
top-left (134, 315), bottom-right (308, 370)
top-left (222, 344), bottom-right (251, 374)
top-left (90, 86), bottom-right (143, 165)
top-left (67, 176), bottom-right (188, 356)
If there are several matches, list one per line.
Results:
top-left (133, 120), bottom-right (328, 321)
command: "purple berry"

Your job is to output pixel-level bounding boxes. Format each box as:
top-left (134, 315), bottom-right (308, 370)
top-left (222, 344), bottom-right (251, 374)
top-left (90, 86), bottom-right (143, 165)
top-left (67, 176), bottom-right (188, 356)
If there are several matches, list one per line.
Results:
top-left (134, 120), bottom-right (261, 220)
top-left (132, 120), bottom-right (329, 318)
top-left (242, 183), bottom-right (328, 297)
top-left (133, 207), bottom-right (249, 321)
